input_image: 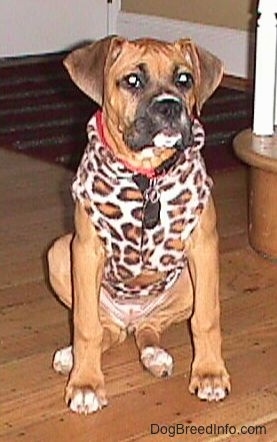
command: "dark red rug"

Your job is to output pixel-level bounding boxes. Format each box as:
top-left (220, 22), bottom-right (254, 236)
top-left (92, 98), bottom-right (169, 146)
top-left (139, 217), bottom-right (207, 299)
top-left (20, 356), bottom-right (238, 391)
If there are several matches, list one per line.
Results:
top-left (0, 53), bottom-right (253, 173)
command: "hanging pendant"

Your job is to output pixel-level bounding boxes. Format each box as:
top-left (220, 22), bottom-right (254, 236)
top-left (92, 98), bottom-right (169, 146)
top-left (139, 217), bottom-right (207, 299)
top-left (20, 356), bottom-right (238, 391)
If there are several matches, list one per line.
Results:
top-left (143, 187), bottom-right (161, 229)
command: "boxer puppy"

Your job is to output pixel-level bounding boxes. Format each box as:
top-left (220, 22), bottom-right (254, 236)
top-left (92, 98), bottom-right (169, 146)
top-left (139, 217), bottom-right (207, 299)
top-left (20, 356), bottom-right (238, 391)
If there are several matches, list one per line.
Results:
top-left (48, 36), bottom-right (231, 414)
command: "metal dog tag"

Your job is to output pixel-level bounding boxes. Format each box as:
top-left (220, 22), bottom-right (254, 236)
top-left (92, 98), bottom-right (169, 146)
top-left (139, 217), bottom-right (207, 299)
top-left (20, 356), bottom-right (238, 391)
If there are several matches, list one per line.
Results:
top-left (143, 187), bottom-right (161, 229)
top-left (132, 174), bottom-right (161, 229)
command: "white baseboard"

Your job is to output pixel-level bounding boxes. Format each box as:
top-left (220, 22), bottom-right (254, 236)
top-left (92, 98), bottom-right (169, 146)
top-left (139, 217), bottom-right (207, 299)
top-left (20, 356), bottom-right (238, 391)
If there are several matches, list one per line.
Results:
top-left (117, 12), bottom-right (254, 79)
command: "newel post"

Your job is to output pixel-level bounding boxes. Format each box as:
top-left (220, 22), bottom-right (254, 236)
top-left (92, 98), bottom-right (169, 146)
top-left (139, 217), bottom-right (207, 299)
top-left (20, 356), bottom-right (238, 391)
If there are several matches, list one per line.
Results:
top-left (253, 0), bottom-right (277, 136)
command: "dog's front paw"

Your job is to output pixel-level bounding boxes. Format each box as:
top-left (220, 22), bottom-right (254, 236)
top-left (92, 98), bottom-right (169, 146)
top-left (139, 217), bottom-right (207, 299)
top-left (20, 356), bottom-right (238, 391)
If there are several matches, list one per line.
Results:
top-left (141, 346), bottom-right (173, 377)
top-left (65, 385), bottom-right (108, 415)
top-left (189, 368), bottom-right (231, 402)
top-left (53, 345), bottom-right (73, 375)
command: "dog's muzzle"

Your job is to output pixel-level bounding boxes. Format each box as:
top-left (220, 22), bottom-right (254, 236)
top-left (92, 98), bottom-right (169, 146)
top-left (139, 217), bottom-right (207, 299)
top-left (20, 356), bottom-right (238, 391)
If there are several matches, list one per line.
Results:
top-left (150, 94), bottom-right (184, 148)
top-left (150, 94), bottom-right (183, 122)
top-left (125, 93), bottom-right (193, 152)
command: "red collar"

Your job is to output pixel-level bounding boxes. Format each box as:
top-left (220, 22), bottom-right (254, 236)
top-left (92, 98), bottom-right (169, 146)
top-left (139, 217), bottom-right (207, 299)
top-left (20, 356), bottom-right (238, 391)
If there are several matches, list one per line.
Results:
top-left (96, 110), bottom-right (158, 178)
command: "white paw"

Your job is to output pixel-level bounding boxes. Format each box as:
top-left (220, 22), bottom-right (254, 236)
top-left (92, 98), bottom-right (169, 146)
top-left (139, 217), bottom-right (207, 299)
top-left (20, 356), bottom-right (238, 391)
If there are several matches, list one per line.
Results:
top-left (141, 346), bottom-right (173, 377)
top-left (189, 370), bottom-right (231, 403)
top-left (197, 385), bottom-right (227, 402)
top-left (69, 389), bottom-right (108, 415)
top-left (53, 345), bottom-right (73, 375)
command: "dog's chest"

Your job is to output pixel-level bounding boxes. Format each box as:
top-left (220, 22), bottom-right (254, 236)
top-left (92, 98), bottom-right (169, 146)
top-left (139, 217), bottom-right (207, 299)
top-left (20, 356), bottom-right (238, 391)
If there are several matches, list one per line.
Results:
top-left (72, 158), bottom-right (212, 299)
top-left (71, 114), bottom-right (212, 299)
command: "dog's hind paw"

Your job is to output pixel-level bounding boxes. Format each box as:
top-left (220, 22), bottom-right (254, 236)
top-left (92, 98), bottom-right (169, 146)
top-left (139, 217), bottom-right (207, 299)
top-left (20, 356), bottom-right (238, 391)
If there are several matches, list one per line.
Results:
top-left (66, 387), bottom-right (108, 415)
top-left (141, 346), bottom-right (173, 377)
top-left (53, 345), bottom-right (73, 375)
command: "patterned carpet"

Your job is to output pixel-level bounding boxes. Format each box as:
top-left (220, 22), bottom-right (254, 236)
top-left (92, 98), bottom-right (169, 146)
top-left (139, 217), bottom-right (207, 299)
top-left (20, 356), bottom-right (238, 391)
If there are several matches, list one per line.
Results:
top-left (0, 53), bottom-right (253, 173)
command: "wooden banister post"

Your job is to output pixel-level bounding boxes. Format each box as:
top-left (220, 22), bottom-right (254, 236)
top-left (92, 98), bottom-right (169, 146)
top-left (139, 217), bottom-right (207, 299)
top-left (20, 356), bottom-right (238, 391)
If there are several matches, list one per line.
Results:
top-left (275, 62), bottom-right (277, 128)
top-left (253, 0), bottom-right (277, 136)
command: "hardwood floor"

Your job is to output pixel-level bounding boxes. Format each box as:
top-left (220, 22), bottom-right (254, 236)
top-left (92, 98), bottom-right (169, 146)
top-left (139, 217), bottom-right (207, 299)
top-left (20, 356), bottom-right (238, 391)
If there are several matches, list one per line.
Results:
top-left (0, 148), bottom-right (276, 441)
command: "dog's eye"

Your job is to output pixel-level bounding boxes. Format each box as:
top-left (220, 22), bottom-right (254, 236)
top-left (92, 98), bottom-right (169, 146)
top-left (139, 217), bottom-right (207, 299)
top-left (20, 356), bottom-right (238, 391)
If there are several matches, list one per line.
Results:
top-left (175, 72), bottom-right (193, 89)
top-left (124, 73), bottom-right (143, 90)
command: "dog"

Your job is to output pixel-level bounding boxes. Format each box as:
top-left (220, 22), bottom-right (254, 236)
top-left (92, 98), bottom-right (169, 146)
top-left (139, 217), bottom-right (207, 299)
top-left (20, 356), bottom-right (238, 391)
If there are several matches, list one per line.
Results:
top-left (48, 36), bottom-right (231, 415)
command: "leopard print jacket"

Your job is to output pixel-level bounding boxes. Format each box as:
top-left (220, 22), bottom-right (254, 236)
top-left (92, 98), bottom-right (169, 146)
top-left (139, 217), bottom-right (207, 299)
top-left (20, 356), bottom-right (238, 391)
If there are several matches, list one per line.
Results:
top-left (72, 111), bottom-right (212, 302)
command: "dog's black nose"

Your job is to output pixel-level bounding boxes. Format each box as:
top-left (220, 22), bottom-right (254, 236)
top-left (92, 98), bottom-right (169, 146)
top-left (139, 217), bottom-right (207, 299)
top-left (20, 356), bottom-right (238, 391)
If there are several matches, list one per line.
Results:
top-left (151, 96), bottom-right (182, 120)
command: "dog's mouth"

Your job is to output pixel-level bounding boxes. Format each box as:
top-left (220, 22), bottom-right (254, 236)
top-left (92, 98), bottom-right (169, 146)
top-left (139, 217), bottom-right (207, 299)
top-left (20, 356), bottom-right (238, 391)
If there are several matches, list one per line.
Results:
top-left (124, 95), bottom-right (193, 154)
top-left (125, 121), bottom-right (191, 151)
top-left (134, 130), bottom-right (183, 162)
top-left (152, 129), bottom-right (182, 149)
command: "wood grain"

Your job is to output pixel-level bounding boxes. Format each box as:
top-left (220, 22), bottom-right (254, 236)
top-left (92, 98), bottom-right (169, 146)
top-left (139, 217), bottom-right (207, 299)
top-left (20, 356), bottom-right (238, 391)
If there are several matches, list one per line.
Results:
top-left (0, 148), bottom-right (276, 442)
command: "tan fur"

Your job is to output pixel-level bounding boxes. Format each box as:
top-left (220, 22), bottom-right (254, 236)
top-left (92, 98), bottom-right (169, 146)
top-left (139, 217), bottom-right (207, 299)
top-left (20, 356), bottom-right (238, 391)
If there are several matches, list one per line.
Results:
top-left (48, 36), bottom-right (230, 413)
top-left (64, 36), bottom-right (223, 171)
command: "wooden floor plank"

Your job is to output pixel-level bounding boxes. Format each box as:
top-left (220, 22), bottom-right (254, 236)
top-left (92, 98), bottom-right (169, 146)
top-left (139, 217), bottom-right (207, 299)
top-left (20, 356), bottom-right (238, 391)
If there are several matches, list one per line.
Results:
top-left (1, 254), bottom-right (276, 440)
top-left (1, 345), bottom-right (276, 441)
top-left (0, 148), bottom-right (276, 442)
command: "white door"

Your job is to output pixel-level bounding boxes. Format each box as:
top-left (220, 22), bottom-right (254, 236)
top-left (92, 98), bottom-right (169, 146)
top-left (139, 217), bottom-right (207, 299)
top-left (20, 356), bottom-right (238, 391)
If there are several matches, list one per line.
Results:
top-left (0, 0), bottom-right (120, 57)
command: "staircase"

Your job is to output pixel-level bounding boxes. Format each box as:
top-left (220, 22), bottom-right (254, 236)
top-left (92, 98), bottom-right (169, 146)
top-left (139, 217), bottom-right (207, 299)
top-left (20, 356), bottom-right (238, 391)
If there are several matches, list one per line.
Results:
top-left (233, 0), bottom-right (277, 259)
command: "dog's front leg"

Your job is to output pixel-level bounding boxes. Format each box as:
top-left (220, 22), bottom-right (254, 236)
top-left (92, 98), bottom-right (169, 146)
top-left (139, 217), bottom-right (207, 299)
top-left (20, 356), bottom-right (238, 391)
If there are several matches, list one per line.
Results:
top-left (187, 198), bottom-right (231, 402)
top-left (65, 201), bottom-right (107, 415)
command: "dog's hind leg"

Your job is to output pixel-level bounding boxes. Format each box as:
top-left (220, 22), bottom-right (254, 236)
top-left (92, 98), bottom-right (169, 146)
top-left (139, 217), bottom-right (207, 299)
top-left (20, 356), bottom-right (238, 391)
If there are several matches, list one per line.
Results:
top-left (48, 234), bottom-right (74, 375)
top-left (137, 331), bottom-right (174, 378)
top-left (52, 322), bottom-right (126, 376)
top-left (53, 314), bottom-right (127, 376)
top-left (48, 233), bottom-right (74, 309)
top-left (48, 233), bottom-right (126, 375)
top-left (135, 267), bottom-right (193, 378)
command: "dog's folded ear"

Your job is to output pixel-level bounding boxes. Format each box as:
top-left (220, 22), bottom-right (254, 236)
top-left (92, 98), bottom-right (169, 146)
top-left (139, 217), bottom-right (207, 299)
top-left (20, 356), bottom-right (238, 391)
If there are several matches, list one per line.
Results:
top-left (64, 35), bottom-right (125, 105)
top-left (175, 39), bottom-right (223, 114)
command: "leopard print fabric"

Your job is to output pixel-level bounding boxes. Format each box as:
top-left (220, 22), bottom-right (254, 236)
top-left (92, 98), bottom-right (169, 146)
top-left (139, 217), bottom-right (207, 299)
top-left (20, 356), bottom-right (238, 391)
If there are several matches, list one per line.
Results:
top-left (72, 111), bottom-right (212, 301)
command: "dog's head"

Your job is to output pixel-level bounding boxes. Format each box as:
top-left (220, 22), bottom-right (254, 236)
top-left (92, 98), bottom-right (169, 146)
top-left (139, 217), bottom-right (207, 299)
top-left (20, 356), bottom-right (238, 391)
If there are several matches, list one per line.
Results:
top-left (64, 36), bottom-right (223, 169)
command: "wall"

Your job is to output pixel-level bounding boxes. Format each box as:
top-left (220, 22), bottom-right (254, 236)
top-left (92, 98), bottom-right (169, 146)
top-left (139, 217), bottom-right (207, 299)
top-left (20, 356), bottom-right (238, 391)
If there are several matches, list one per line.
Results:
top-left (0, 0), bottom-right (116, 57)
top-left (121, 0), bottom-right (257, 31)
